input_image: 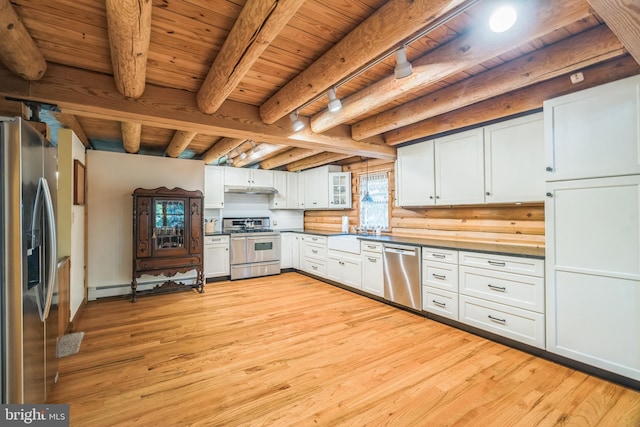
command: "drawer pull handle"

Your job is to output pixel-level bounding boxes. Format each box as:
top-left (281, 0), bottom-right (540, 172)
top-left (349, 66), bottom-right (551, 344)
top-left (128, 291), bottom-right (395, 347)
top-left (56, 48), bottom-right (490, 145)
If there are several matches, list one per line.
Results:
top-left (432, 300), bottom-right (446, 308)
top-left (487, 284), bottom-right (506, 292)
top-left (488, 315), bottom-right (506, 324)
top-left (432, 253), bottom-right (446, 259)
top-left (312, 265), bottom-right (318, 270)
top-left (367, 245), bottom-right (376, 249)
top-left (368, 257), bottom-right (377, 263)
top-left (432, 273), bottom-right (446, 280)
top-left (312, 249), bottom-right (318, 254)
top-left (488, 260), bottom-right (506, 267)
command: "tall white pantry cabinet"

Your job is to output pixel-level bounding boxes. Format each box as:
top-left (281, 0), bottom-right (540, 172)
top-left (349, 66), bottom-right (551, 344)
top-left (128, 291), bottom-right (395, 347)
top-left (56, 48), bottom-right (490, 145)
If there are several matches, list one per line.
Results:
top-left (544, 74), bottom-right (640, 381)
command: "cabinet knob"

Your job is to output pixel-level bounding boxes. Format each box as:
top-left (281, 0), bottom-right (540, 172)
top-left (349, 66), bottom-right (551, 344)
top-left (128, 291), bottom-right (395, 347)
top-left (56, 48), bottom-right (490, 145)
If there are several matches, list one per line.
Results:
top-left (485, 192), bottom-right (491, 196)
top-left (429, 196), bottom-right (434, 199)
top-left (436, 196), bottom-right (440, 199)
top-left (546, 192), bottom-right (553, 198)
top-left (546, 167), bottom-right (553, 172)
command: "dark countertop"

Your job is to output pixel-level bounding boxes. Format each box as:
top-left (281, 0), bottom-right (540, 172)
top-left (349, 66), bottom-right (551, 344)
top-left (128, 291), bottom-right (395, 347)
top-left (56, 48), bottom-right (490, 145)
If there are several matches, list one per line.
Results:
top-left (279, 229), bottom-right (545, 259)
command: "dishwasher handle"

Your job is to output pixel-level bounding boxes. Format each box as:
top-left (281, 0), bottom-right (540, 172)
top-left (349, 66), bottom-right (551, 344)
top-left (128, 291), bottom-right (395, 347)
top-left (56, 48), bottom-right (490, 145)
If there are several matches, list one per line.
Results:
top-left (383, 244), bottom-right (419, 256)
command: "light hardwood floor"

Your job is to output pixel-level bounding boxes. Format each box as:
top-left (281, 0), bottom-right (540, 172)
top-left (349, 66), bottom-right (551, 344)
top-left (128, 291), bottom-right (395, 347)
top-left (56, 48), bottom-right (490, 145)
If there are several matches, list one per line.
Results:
top-left (48, 272), bottom-right (640, 426)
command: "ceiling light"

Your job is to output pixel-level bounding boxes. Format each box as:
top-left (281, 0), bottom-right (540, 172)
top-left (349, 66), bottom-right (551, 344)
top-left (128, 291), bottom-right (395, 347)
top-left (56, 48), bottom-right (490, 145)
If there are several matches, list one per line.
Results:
top-left (289, 111), bottom-right (304, 132)
top-left (394, 47), bottom-right (413, 79)
top-left (327, 88), bottom-right (342, 112)
top-left (489, 5), bottom-right (517, 33)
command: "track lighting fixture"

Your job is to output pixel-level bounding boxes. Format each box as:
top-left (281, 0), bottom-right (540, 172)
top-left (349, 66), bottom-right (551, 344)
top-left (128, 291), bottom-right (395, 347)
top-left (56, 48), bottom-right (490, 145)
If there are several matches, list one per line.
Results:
top-left (327, 87), bottom-right (342, 112)
top-left (289, 110), bottom-right (304, 132)
top-left (394, 47), bottom-right (413, 79)
top-left (238, 151), bottom-right (247, 160)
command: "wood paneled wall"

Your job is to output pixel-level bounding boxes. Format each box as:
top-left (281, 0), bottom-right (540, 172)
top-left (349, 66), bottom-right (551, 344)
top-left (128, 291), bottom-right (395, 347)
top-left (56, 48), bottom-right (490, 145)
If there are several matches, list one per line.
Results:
top-left (304, 160), bottom-right (545, 247)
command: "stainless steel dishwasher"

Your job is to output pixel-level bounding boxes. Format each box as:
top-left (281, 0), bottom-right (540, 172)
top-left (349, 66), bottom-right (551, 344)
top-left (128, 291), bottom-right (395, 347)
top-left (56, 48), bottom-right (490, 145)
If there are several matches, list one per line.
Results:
top-left (382, 243), bottom-right (421, 310)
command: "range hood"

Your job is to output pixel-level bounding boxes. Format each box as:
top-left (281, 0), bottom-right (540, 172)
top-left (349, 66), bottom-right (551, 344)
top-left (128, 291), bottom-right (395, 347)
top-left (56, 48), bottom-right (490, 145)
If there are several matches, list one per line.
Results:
top-left (224, 185), bottom-right (278, 195)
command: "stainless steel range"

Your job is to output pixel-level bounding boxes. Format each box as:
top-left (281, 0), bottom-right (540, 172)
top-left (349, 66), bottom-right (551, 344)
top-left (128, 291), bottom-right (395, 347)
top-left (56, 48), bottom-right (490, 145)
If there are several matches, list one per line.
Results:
top-left (223, 217), bottom-right (281, 280)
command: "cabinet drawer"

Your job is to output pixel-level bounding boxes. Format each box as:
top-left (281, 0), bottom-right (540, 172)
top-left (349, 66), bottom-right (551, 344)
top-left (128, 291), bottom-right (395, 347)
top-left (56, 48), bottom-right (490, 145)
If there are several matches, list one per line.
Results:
top-left (304, 243), bottom-right (326, 260)
top-left (361, 241), bottom-right (383, 253)
top-left (422, 248), bottom-right (458, 264)
top-left (204, 235), bottom-right (229, 245)
top-left (459, 295), bottom-right (545, 349)
top-left (137, 256), bottom-right (201, 272)
top-left (303, 234), bottom-right (327, 245)
top-left (459, 251), bottom-right (544, 277)
top-left (422, 260), bottom-right (458, 292)
top-left (304, 258), bottom-right (326, 277)
top-left (459, 266), bottom-right (544, 313)
top-left (423, 286), bottom-right (458, 321)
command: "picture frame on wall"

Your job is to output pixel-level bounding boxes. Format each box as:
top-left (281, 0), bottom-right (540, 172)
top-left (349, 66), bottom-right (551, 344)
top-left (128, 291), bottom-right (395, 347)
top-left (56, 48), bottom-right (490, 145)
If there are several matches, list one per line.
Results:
top-left (74, 159), bottom-right (86, 205)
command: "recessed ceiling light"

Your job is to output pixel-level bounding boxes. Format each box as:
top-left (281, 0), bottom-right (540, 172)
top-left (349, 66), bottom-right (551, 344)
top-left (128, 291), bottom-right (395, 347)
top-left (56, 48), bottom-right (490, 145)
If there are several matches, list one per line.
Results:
top-left (489, 5), bottom-right (517, 33)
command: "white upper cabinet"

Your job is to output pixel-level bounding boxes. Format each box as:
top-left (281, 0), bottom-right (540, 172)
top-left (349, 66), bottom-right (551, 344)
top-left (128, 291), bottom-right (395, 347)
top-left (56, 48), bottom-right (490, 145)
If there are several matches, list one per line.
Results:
top-left (204, 165), bottom-right (224, 208)
top-left (329, 172), bottom-right (352, 209)
top-left (396, 140), bottom-right (435, 206)
top-left (270, 170), bottom-right (287, 209)
top-left (303, 165), bottom-right (343, 209)
top-left (484, 113), bottom-right (545, 203)
top-left (544, 74), bottom-right (640, 182)
top-left (224, 167), bottom-right (273, 188)
top-left (286, 172), bottom-right (300, 209)
top-left (435, 128), bottom-right (485, 205)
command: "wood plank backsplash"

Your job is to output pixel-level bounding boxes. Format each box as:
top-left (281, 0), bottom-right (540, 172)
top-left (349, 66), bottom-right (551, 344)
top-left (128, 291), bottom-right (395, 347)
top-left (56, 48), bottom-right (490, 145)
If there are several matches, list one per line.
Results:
top-left (303, 160), bottom-right (545, 248)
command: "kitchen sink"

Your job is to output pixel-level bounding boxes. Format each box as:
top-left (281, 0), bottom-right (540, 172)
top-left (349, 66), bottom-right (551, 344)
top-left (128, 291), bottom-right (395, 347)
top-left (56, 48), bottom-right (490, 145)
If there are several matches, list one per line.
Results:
top-left (328, 235), bottom-right (361, 255)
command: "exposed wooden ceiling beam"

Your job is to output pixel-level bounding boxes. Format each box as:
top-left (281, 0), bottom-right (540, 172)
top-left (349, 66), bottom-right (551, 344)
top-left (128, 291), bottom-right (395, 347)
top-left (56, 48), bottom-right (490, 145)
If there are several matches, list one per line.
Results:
top-left (201, 137), bottom-right (246, 165)
top-left (105, 0), bottom-right (152, 99)
top-left (259, 147), bottom-right (324, 170)
top-left (353, 25), bottom-right (625, 141)
top-left (50, 112), bottom-right (91, 148)
top-left (385, 55), bottom-right (640, 145)
top-left (0, 63), bottom-right (395, 160)
top-left (197, 0), bottom-right (305, 114)
top-left (286, 152), bottom-right (352, 172)
top-left (0, 0), bottom-right (46, 80)
top-left (310, 0), bottom-right (591, 133)
top-left (166, 130), bottom-right (198, 158)
top-left (259, 0), bottom-right (475, 125)
top-left (588, 0), bottom-right (640, 66)
top-left (121, 122), bottom-right (141, 153)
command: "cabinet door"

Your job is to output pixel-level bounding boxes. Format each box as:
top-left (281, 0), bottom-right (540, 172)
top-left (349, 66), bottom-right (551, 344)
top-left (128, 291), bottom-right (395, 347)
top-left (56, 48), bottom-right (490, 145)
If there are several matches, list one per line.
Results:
top-left (435, 128), bottom-right (485, 205)
top-left (292, 233), bottom-right (301, 269)
top-left (286, 172), bottom-right (299, 209)
top-left (342, 257), bottom-right (362, 289)
top-left (204, 244), bottom-right (229, 278)
top-left (280, 232), bottom-right (293, 268)
top-left (224, 167), bottom-right (251, 186)
top-left (544, 74), bottom-right (640, 181)
top-left (545, 175), bottom-right (640, 380)
top-left (304, 167), bottom-right (329, 209)
top-left (362, 252), bottom-right (383, 297)
top-left (204, 166), bottom-right (224, 208)
top-left (296, 172), bottom-right (305, 209)
top-left (270, 171), bottom-right (287, 209)
top-left (188, 197), bottom-right (203, 255)
top-left (396, 140), bottom-right (435, 206)
top-left (251, 168), bottom-right (274, 187)
top-left (484, 113), bottom-right (545, 203)
top-left (329, 172), bottom-right (352, 209)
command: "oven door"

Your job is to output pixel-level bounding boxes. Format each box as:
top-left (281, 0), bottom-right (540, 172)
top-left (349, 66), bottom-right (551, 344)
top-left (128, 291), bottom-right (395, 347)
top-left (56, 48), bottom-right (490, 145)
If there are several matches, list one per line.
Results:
top-left (229, 236), bottom-right (248, 265)
top-left (247, 235), bottom-right (281, 263)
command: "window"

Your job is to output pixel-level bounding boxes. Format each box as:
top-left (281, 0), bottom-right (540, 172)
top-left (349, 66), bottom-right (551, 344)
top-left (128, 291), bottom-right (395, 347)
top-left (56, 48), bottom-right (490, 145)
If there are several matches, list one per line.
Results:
top-left (359, 171), bottom-right (389, 230)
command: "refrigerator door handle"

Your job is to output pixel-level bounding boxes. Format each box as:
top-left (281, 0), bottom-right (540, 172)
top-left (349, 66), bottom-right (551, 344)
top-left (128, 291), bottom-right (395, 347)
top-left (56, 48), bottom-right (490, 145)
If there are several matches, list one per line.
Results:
top-left (40, 177), bottom-right (57, 321)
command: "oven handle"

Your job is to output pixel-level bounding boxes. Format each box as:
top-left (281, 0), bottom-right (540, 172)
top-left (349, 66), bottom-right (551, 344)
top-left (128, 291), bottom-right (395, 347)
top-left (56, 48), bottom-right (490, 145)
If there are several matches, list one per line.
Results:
top-left (247, 236), bottom-right (280, 242)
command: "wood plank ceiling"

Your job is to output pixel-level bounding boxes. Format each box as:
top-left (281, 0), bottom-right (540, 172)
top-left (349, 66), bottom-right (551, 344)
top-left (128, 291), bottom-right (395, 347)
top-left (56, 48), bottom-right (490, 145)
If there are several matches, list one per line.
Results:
top-left (0, 0), bottom-right (639, 171)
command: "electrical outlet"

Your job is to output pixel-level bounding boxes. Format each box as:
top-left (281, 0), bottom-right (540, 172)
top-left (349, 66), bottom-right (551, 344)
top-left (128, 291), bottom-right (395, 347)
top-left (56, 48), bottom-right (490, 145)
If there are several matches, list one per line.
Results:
top-left (273, 219), bottom-right (278, 226)
top-left (570, 72), bottom-right (584, 84)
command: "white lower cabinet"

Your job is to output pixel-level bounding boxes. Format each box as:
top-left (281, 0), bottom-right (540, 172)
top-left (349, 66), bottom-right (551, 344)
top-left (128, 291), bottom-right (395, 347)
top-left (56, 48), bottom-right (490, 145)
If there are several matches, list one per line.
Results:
top-left (300, 234), bottom-right (327, 278)
top-left (422, 248), bottom-right (459, 321)
top-left (459, 294), bottom-right (545, 349)
top-left (458, 251), bottom-right (545, 349)
top-left (327, 250), bottom-right (361, 289)
top-left (280, 232), bottom-right (293, 269)
top-left (204, 235), bottom-right (230, 278)
top-left (361, 241), bottom-right (383, 297)
top-left (292, 233), bottom-right (301, 269)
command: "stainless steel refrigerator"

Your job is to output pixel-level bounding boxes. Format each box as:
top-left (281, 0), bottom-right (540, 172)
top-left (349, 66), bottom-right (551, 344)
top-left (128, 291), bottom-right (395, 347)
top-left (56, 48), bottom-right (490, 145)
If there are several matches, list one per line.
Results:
top-left (1, 117), bottom-right (59, 403)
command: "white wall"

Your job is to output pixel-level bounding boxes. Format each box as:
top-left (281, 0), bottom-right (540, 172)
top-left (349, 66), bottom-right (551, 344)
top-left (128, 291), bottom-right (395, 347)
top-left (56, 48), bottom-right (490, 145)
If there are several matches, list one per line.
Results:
top-left (87, 151), bottom-right (204, 299)
top-left (205, 193), bottom-right (303, 231)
